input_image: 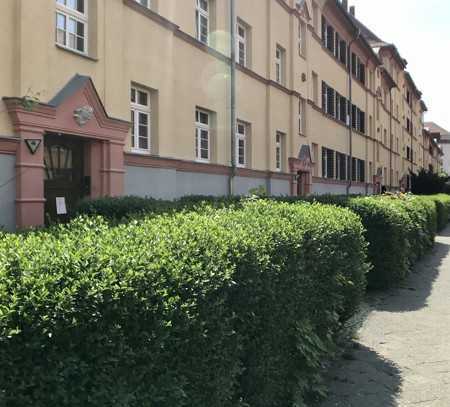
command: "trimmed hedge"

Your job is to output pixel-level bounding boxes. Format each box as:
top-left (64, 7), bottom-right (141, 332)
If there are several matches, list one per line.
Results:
top-left (422, 194), bottom-right (450, 231)
top-left (74, 193), bottom-right (450, 289)
top-left (0, 201), bottom-right (368, 407)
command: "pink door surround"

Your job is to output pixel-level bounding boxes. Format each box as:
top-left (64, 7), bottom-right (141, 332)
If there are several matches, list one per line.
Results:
top-left (289, 145), bottom-right (314, 196)
top-left (3, 75), bottom-right (130, 229)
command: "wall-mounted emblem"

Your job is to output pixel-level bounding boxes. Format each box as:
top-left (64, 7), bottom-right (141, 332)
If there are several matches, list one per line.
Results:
top-left (24, 139), bottom-right (42, 155)
top-left (74, 105), bottom-right (94, 126)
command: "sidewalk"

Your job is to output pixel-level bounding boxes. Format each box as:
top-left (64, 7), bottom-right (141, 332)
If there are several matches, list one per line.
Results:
top-left (320, 227), bottom-right (450, 407)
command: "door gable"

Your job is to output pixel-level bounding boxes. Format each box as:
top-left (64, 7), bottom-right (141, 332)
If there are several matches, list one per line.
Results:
top-left (3, 74), bottom-right (130, 143)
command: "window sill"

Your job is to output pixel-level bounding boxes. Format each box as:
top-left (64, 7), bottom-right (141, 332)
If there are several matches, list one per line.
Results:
top-left (195, 159), bottom-right (211, 164)
top-left (130, 148), bottom-right (151, 155)
top-left (55, 44), bottom-right (98, 62)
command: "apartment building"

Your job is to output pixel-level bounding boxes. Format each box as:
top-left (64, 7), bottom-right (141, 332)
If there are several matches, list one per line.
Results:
top-left (425, 122), bottom-right (447, 173)
top-left (0, 0), bottom-right (436, 230)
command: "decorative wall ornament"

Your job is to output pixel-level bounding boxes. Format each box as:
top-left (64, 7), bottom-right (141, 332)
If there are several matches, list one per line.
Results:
top-left (24, 139), bottom-right (42, 155)
top-left (74, 105), bottom-right (94, 126)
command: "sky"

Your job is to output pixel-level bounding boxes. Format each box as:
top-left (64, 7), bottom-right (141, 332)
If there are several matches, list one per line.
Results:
top-left (351, 0), bottom-right (450, 131)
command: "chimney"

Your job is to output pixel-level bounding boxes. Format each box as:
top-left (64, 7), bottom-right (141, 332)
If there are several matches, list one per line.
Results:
top-left (349, 5), bottom-right (355, 16)
top-left (342, 0), bottom-right (348, 11)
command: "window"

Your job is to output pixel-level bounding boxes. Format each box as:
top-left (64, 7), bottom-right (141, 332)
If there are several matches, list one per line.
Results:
top-left (312, 72), bottom-right (319, 105)
top-left (336, 152), bottom-right (347, 181)
top-left (339, 39), bottom-right (347, 66)
top-left (312, 143), bottom-right (319, 176)
top-left (56, 0), bottom-right (88, 54)
top-left (275, 46), bottom-right (284, 84)
top-left (130, 86), bottom-right (151, 152)
top-left (351, 53), bottom-right (366, 85)
top-left (195, 109), bottom-right (210, 161)
top-left (196, 0), bottom-right (209, 45)
top-left (322, 147), bottom-right (334, 179)
top-left (358, 159), bottom-right (365, 182)
top-left (298, 20), bottom-right (306, 57)
top-left (236, 22), bottom-right (247, 66)
top-left (298, 98), bottom-right (305, 135)
top-left (236, 121), bottom-right (247, 167)
top-left (275, 132), bottom-right (284, 171)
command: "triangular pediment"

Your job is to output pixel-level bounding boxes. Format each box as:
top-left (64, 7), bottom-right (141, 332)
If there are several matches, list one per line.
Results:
top-left (3, 74), bottom-right (130, 143)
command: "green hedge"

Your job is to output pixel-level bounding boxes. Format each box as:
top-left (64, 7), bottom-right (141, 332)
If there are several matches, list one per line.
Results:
top-left (0, 201), bottom-right (368, 407)
top-left (272, 194), bottom-right (440, 289)
top-left (74, 193), bottom-right (450, 289)
top-left (422, 194), bottom-right (450, 231)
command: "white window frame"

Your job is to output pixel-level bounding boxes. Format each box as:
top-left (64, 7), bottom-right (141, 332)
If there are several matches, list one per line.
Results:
top-left (195, 109), bottom-right (211, 162)
top-left (236, 121), bottom-right (247, 168)
top-left (275, 46), bottom-right (283, 84)
top-left (275, 132), bottom-right (284, 172)
top-left (236, 22), bottom-right (247, 66)
top-left (130, 86), bottom-right (151, 153)
top-left (196, 0), bottom-right (209, 45)
top-left (55, 0), bottom-right (88, 55)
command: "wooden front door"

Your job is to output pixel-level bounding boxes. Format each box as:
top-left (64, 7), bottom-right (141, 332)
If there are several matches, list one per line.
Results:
top-left (44, 134), bottom-right (85, 222)
top-left (297, 171), bottom-right (307, 196)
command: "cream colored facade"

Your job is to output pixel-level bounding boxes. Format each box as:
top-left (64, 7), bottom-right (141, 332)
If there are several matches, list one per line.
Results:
top-left (0, 0), bottom-right (439, 229)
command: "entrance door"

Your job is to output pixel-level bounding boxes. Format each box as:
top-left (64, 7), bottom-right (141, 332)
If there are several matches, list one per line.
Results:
top-left (297, 171), bottom-right (307, 196)
top-left (44, 134), bottom-right (85, 222)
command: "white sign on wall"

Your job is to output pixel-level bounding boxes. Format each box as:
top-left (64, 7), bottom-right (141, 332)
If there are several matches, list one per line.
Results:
top-left (56, 197), bottom-right (67, 215)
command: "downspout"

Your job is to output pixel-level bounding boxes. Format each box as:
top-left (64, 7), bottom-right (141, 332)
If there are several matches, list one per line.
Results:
top-left (346, 29), bottom-right (361, 196)
top-left (389, 87), bottom-right (393, 190)
top-left (229, 0), bottom-right (236, 196)
top-left (410, 104), bottom-right (413, 186)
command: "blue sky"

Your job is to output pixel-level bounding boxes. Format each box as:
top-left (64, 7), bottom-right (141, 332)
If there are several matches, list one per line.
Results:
top-left (352, 0), bottom-right (450, 130)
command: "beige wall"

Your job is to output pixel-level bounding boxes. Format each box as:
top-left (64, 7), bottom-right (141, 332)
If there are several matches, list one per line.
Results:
top-left (0, 0), bottom-right (433, 192)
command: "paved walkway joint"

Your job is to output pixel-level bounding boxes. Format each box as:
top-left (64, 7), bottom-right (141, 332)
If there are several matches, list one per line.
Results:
top-left (320, 227), bottom-right (450, 407)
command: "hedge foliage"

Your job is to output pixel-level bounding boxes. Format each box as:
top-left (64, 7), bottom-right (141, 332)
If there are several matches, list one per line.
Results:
top-left (74, 193), bottom-right (450, 289)
top-left (0, 201), bottom-right (368, 407)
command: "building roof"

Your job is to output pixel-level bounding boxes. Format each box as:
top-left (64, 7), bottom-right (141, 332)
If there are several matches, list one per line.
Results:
top-left (425, 122), bottom-right (450, 137)
top-left (420, 100), bottom-right (428, 112)
top-left (331, 1), bottom-right (382, 66)
top-left (404, 71), bottom-right (423, 98)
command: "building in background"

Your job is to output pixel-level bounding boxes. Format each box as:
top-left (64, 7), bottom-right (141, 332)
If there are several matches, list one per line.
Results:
top-left (0, 0), bottom-right (438, 229)
top-left (425, 122), bottom-right (448, 174)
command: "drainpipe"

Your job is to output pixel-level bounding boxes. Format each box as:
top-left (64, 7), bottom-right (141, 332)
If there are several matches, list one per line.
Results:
top-left (229, 0), bottom-right (236, 196)
top-left (410, 104), bottom-right (413, 187)
top-left (389, 88), bottom-right (393, 191)
top-left (346, 29), bottom-right (361, 196)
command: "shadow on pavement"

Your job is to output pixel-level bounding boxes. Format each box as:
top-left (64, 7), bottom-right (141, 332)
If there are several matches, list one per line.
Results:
top-left (367, 237), bottom-right (450, 313)
top-left (318, 342), bottom-right (402, 407)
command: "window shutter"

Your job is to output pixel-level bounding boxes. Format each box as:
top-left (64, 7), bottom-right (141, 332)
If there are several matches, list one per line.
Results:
top-left (335, 32), bottom-right (340, 59)
top-left (327, 86), bottom-right (335, 117)
top-left (335, 92), bottom-right (340, 120)
top-left (359, 63), bottom-right (366, 85)
top-left (340, 40), bottom-right (347, 65)
top-left (351, 104), bottom-right (357, 129)
top-left (322, 147), bottom-right (327, 177)
top-left (351, 53), bottom-right (357, 76)
top-left (326, 25), bottom-right (335, 53)
top-left (340, 95), bottom-right (347, 122)
top-left (322, 82), bottom-right (327, 113)
top-left (321, 17), bottom-right (327, 46)
top-left (327, 149), bottom-right (335, 179)
top-left (359, 111), bottom-right (365, 134)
